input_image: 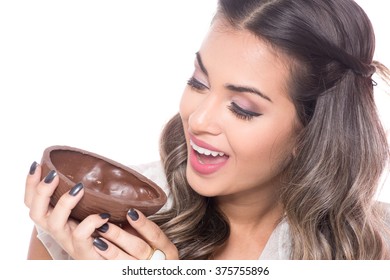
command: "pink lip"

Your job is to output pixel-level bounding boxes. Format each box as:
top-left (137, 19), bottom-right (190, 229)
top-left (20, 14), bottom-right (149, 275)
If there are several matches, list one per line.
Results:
top-left (189, 134), bottom-right (226, 154)
top-left (188, 134), bottom-right (229, 175)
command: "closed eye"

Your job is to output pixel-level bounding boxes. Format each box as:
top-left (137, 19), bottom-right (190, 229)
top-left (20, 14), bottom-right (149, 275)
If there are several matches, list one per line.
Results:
top-left (187, 77), bottom-right (209, 91)
top-left (228, 102), bottom-right (262, 121)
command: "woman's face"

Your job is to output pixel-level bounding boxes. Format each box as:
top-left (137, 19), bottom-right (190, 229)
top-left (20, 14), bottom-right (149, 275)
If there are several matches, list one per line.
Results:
top-left (180, 21), bottom-right (298, 200)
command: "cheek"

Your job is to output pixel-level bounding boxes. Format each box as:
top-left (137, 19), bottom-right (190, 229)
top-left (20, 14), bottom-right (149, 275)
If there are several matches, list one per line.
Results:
top-left (231, 121), bottom-right (295, 171)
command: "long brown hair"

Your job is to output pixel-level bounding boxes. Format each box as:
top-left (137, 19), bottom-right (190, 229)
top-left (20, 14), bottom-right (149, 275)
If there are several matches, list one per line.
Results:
top-left (152, 0), bottom-right (390, 259)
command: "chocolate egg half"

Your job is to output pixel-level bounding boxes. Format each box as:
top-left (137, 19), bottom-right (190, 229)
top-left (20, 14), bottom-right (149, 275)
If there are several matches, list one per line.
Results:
top-left (40, 145), bottom-right (167, 224)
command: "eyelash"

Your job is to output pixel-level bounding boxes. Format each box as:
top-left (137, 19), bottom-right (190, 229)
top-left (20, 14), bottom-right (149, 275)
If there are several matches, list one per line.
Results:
top-left (228, 102), bottom-right (262, 121)
top-left (187, 77), bottom-right (208, 91)
top-left (187, 77), bottom-right (261, 121)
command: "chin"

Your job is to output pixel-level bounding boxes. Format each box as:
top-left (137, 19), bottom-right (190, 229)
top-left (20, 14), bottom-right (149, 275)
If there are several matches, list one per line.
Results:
top-left (186, 169), bottom-right (212, 197)
top-left (185, 168), bottom-right (228, 198)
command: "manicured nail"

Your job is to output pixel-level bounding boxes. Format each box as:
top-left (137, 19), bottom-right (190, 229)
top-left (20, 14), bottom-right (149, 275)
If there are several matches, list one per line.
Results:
top-left (93, 237), bottom-right (108, 251)
top-left (68, 182), bottom-right (84, 196)
top-left (44, 170), bottom-right (57, 183)
top-left (127, 208), bottom-right (139, 221)
top-left (96, 223), bottom-right (109, 233)
top-left (29, 161), bottom-right (38, 175)
top-left (99, 213), bottom-right (111, 219)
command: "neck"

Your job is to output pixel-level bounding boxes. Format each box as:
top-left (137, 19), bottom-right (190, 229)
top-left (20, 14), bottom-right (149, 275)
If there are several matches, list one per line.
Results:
top-left (212, 185), bottom-right (283, 260)
top-left (215, 186), bottom-right (282, 228)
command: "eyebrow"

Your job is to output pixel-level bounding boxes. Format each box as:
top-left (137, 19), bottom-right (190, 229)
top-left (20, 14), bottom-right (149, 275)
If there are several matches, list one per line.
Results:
top-left (196, 52), bottom-right (272, 103)
top-left (225, 84), bottom-right (273, 103)
top-left (196, 52), bottom-right (209, 77)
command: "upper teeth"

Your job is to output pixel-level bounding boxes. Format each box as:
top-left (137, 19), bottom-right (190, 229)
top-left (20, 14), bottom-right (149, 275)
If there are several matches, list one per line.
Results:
top-left (190, 140), bottom-right (225, 157)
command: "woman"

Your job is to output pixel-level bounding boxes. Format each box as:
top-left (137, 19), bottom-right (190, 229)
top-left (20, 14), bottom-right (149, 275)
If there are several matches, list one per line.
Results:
top-left (25, 0), bottom-right (390, 260)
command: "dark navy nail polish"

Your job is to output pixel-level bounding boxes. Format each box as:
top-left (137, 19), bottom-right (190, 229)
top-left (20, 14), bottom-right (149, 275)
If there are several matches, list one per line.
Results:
top-left (96, 223), bottom-right (109, 233)
top-left (69, 182), bottom-right (83, 196)
top-left (93, 237), bottom-right (108, 251)
top-left (127, 208), bottom-right (139, 221)
top-left (44, 170), bottom-right (57, 184)
top-left (99, 213), bottom-right (111, 219)
top-left (29, 161), bottom-right (38, 175)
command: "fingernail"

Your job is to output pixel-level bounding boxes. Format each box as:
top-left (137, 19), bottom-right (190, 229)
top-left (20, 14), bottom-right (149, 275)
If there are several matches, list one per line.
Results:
top-left (29, 161), bottom-right (38, 175)
top-left (127, 208), bottom-right (139, 221)
top-left (99, 213), bottom-right (111, 219)
top-left (69, 182), bottom-right (84, 196)
top-left (93, 237), bottom-right (108, 251)
top-left (44, 170), bottom-right (57, 184)
top-left (96, 223), bottom-right (109, 233)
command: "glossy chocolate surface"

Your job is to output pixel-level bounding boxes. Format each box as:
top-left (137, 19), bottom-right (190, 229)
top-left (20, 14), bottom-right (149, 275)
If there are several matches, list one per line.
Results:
top-left (40, 146), bottom-right (167, 224)
top-left (51, 150), bottom-right (159, 201)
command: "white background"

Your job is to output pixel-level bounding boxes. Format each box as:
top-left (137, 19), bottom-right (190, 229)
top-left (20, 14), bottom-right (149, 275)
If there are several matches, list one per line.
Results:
top-left (0, 0), bottom-right (389, 263)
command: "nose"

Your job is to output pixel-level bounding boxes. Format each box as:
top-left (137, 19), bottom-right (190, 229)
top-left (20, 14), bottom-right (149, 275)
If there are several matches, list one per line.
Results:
top-left (188, 95), bottom-right (222, 136)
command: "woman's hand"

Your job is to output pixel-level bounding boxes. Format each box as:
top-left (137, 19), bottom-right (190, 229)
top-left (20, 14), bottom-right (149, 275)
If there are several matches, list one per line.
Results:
top-left (92, 208), bottom-right (179, 260)
top-left (24, 161), bottom-right (108, 259)
top-left (25, 161), bottom-right (178, 260)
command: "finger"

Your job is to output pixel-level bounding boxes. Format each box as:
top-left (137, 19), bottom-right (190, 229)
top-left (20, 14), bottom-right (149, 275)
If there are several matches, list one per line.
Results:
top-left (93, 237), bottom-right (137, 260)
top-left (97, 222), bottom-right (152, 260)
top-left (127, 208), bottom-right (178, 260)
top-left (73, 213), bottom-right (110, 241)
top-left (68, 213), bottom-right (111, 259)
top-left (29, 170), bottom-right (59, 226)
top-left (121, 223), bottom-right (139, 237)
top-left (47, 182), bottom-right (84, 235)
top-left (24, 161), bottom-right (41, 208)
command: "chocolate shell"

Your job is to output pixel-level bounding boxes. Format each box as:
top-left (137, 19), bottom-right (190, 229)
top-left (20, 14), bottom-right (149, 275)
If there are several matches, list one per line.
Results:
top-left (40, 145), bottom-right (167, 224)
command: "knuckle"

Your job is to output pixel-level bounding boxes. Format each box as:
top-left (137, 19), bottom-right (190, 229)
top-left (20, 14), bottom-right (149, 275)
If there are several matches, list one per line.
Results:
top-left (46, 217), bottom-right (62, 234)
top-left (73, 215), bottom-right (99, 239)
top-left (71, 226), bottom-right (84, 240)
top-left (46, 215), bottom-right (67, 236)
top-left (35, 184), bottom-right (54, 197)
top-left (34, 185), bottom-right (47, 196)
top-left (148, 227), bottom-right (163, 244)
top-left (55, 195), bottom-right (73, 210)
top-left (28, 210), bottom-right (40, 223)
top-left (108, 224), bottom-right (121, 240)
top-left (24, 197), bottom-right (31, 208)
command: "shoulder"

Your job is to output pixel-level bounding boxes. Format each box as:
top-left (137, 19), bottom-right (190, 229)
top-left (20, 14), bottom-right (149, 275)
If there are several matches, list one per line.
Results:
top-left (259, 218), bottom-right (291, 260)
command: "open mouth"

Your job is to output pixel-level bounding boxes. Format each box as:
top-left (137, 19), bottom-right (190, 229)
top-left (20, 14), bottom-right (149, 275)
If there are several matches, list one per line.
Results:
top-left (190, 139), bottom-right (229, 165)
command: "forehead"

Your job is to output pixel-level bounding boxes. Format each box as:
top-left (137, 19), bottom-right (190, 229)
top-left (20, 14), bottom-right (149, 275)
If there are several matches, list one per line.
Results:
top-left (198, 20), bottom-right (292, 102)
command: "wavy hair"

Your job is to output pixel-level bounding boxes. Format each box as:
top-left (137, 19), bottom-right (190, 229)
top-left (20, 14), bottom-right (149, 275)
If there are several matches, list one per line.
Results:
top-left (152, 0), bottom-right (390, 259)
